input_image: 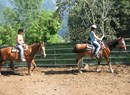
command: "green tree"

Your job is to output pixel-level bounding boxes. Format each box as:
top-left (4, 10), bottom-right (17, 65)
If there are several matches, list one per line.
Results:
top-left (56, 0), bottom-right (130, 42)
top-left (27, 10), bottom-right (62, 43)
top-left (9, 0), bottom-right (43, 29)
top-left (1, 7), bottom-right (18, 46)
top-left (110, 0), bottom-right (130, 37)
top-left (0, 0), bottom-right (62, 45)
top-left (68, 0), bottom-right (117, 42)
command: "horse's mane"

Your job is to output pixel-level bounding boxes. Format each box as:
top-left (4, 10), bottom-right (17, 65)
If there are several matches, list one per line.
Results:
top-left (28, 43), bottom-right (41, 47)
top-left (28, 43), bottom-right (36, 47)
top-left (105, 39), bottom-right (118, 50)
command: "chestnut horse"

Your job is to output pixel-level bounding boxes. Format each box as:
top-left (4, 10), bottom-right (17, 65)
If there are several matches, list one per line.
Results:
top-left (0, 42), bottom-right (46, 75)
top-left (73, 37), bottom-right (126, 73)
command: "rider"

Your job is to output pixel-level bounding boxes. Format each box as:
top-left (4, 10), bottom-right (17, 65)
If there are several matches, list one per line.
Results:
top-left (16, 29), bottom-right (26, 62)
top-left (90, 25), bottom-right (102, 58)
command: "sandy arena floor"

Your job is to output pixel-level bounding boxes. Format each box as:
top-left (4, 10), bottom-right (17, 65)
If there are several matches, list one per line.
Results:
top-left (0, 64), bottom-right (130, 95)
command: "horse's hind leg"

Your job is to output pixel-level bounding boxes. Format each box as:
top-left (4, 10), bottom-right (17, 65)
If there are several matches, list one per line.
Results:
top-left (77, 57), bottom-right (82, 73)
top-left (0, 61), bottom-right (5, 76)
top-left (76, 53), bottom-right (84, 73)
top-left (27, 62), bottom-right (32, 75)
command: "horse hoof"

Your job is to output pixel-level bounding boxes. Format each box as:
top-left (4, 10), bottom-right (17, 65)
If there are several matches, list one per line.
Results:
top-left (110, 70), bottom-right (114, 73)
top-left (27, 73), bottom-right (33, 76)
top-left (96, 69), bottom-right (101, 73)
top-left (78, 71), bottom-right (83, 73)
top-left (13, 71), bottom-right (17, 74)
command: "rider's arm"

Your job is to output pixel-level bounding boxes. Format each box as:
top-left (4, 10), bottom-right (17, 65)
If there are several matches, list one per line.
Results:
top-left (93, 32), bottom-right (102, 41)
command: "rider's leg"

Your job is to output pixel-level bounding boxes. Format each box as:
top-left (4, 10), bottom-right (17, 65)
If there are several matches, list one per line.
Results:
top-left (93, 41), bottom-right (101, 58)
top-left (17, 45), bottom-right (26, 61)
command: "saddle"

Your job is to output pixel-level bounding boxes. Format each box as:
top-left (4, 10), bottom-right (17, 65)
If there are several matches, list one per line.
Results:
top-left (86, 41), bottom-right (106, 50)
top-left (86, 44), bottom-right (94, 50)
top-left (11, 44), bottom-right (28, 52)
top-left (86, 41), bottom-right (106, 57)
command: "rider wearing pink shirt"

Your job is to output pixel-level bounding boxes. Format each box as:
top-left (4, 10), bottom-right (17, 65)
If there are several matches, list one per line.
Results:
top-left (16, 29), bottom-right (26, 62)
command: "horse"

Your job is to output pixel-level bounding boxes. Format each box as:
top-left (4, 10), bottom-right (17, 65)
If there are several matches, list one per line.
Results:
top-left (73, 37), bottom-right (126, 73)
top-left (0, 42), bottom-right (46, 75)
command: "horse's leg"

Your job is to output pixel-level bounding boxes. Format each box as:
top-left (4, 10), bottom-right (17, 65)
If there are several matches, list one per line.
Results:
top-left (108, 60), bottom-right (114, 73)
top-left (105, 57), bottom-right (114, 73)
top-left (0, 61), bottom-right (4, 76)
top-left (77, 57), bottom-right (82, 73)
top-left (27, 62), bottom-right (32, 75)
top-left (96, 58), bottom-right (102, 72)
top-left (76, 53), bottom-right (84, 73)
top-left (103, 48), bottom-right (113, 73)
top-left (31, 59), bottom-right (37, 72)
top-left (9, 61), bottom-right (14, 71)
top-left (9, 61), bottom-right (17, 74)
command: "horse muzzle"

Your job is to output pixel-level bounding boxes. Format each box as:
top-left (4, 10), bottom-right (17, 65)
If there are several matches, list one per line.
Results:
top-left (41, 53), bottom-right (46, 57)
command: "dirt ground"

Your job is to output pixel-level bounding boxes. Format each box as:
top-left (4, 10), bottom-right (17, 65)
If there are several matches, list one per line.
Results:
top-left (0, 64), bottom-right (130, 95)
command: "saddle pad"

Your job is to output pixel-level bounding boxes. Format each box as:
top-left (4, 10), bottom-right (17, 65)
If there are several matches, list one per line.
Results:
top-left (11, 47), bottom-right (19, 52)
top-left (86, 44), bottom-right (95, 50)
top-left (11, 47), bottom-right (28, 52)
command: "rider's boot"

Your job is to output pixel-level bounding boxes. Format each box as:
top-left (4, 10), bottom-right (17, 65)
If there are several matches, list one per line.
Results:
top-left (21, 57), bottom-right (26, 62)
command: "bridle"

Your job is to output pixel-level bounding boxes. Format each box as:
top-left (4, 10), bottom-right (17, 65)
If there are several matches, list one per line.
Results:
top-left (118, 38), bottom-right (126, 50)
top-left (38, 42), bottom-right (46, 57)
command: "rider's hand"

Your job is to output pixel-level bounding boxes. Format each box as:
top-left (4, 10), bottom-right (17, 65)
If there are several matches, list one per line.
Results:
top-left (101, 34), bottom-right (104, 40)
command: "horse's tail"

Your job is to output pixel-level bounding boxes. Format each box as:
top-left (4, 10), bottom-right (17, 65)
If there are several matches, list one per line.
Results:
top-left (72, 45), bottom-right (77, 53)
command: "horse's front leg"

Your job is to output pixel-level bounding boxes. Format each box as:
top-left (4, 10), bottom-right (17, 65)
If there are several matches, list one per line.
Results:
top-left (105, 58), bottom-right (114, 73)
top-left (103, 49), bottom-right (114, 73)
top-left (9, 61), bottom-right (15, 72)
top-left (108, 61), bottom-right (114, 73)
top-left (27, 62), bottom-right (32, 75)
top-left (31, 59), bottom-right (37, 72)
top-left (96, 58), bottom-right (102, 72)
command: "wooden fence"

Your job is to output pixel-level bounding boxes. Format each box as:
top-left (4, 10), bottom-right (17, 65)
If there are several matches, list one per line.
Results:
top-left (2, 38), bottom-right (130, 67)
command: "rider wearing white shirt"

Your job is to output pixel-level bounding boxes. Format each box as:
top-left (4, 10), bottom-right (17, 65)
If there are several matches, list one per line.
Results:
top-left (16, 29), bottom-right (26, 62)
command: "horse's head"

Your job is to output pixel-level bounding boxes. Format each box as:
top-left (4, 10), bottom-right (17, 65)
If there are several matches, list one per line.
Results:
top-left (38, 42), bottom-right (46, 57)
top-left (118, 37), bottom-right (127, 51)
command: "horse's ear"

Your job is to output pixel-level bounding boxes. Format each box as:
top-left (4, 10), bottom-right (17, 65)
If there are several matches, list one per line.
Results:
top-left (39, 42), bottom-right (45, 46)
top-left (42, 42), bottom-right (44, 44)
top-left (40, 42), bottom-right (43, 44)
top-left (37, 42), bottom-right (40, 46)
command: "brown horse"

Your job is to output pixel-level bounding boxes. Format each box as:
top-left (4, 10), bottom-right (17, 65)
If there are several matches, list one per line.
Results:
top-left (0, 42), bottom-right (46, 75)
top-left (73, 37), bottom-right (126, 73)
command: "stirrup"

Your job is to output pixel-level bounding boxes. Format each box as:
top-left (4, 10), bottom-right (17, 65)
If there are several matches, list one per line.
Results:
top-left (95, 54), bottom-right (99, 58)
top-left (21, 58), bottom-right (26, 62)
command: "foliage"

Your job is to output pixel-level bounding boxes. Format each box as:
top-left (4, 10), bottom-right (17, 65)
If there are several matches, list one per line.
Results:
top-left (27, 10), bottom-right (61, 43)
top-left (110, 0), bottom-right (130, 37)
top-left (0, 0), bottom-right (62, 45)
top-left (56, 0), bottom-right (130, 43)
top-left (48, 34), bottom-right (64, 43)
